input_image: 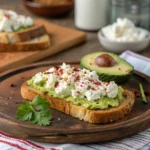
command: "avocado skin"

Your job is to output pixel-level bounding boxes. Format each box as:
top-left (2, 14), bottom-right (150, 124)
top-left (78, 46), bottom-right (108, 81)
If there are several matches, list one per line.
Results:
top-left (80, 52), bottom-right (134, 84)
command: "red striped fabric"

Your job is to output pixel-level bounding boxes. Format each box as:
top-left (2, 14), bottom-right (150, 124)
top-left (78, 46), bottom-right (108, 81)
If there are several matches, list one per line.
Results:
top-left (0, 131), bottom-right (61, 150)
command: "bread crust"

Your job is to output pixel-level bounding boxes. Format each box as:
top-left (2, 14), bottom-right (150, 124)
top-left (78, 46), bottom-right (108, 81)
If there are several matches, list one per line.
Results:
top-left (0, 25), bottom-right (47, 44)
top-left (8, 25), bottom-right (47, 43)
top-left (21, 81), bottom-right (135, 124)
top-left (0, 34), bottom-right (50, 52)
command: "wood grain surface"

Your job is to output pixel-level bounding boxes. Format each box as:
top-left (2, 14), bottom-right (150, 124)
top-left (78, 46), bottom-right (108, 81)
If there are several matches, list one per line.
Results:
top-left (0, 61), bottom-right (150, 143)
top-left (0, 19), bottom-right (86, 73)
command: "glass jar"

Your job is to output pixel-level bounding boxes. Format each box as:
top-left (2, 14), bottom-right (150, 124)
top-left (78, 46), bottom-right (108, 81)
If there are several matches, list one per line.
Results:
top-left (110, 0), bottom-right (150, 29)
top-left (75, 0), bottom-right (110, 31)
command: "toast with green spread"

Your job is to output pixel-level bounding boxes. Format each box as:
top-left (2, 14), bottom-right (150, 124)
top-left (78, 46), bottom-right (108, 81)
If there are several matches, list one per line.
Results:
top-left (0, 9), bottom-right (51, 51)
top-left (21, 63), bottom-right (135, 124)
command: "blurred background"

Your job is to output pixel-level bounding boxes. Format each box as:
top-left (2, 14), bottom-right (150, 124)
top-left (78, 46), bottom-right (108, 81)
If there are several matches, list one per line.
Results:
top-left (2, 0), bottom-right (149, 30)
top-left (0, 0), bottom-right (150, 59)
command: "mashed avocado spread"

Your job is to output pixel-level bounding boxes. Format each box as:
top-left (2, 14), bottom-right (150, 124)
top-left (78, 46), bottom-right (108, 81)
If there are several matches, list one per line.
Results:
top-left (27, 64), bottom-right (124, 110)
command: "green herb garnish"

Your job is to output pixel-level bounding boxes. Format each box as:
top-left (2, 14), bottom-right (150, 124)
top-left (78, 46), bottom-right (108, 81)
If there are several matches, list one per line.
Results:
top-left (139, 83), bottom-right (147, 104)
top-left (16, 95), bottom-right (52, 126)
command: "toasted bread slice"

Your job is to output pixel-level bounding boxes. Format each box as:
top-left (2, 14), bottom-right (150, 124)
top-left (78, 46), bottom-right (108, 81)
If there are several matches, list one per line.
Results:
top-left (21, 81), bottom-right (135, 124)
top-left (0, 34), bottom-right (50, 52)
top-left (0, 25), bottom-right (47, 44)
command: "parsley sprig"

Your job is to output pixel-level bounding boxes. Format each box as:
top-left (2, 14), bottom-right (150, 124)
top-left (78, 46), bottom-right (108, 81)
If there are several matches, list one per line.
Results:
top-left (16, 95), bottom-right (52, 126)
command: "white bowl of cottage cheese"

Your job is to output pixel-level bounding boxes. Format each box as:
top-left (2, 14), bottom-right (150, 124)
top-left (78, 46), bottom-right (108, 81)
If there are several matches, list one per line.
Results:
top-left (98, 18), bottom-right (150, 52)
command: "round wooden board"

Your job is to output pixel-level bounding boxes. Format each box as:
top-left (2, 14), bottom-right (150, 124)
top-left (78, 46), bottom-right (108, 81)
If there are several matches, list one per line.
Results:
top-left (0, 61), bottom-right (150, 144)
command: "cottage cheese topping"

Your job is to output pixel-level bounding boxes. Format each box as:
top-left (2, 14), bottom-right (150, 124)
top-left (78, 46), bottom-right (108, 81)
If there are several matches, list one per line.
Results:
top-left (102, 18), bottom-right (148, 42)
top-left (0, 9), bottom-right (33, 32)
top-left (33, 63), bottom-right (119, 101)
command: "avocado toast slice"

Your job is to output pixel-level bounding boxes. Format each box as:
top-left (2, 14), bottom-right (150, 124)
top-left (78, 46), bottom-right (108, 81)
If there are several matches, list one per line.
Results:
top-left (21, 63), bottom-right (135, 124)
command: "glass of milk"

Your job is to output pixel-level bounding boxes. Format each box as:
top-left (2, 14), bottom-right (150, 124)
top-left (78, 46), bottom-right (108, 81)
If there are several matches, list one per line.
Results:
top-left (75, 0), bottom-right (110, 31)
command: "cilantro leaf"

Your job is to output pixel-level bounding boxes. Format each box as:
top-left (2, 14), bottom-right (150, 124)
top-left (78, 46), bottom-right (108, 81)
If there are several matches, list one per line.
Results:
top-left (16, 101), bottom-right (33, 121)
top-left (16, 95), bottom-right (52, 126)
top-left (31, 95), bottom-right (50, 110)
top-left (30, 110), bottom-right (52, 126)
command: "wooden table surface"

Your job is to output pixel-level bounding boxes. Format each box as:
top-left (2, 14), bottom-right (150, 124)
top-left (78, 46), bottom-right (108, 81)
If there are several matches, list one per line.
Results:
top-left (1, 0), bottom-right (150, 64)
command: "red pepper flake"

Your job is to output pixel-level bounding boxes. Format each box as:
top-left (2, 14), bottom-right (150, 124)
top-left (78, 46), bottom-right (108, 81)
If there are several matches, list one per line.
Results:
top-left (59, 69), bottom-right (63, 75)
top-left (94, 81), bottom-right (101, 86)
top-left (15, 102), bottom-right (21, 104)
top-left (144, 91), bottom-right (150, 96)
top-left (132, 89), bottom-right (138, 95)
top-left (54, 67), bottom-right (59, 74)
top-left (77, 91), bottom-right (80, 94)
top-left (21, 76), bottom-right (24, 79)
top-left (74, 68), bottom-right (80, 72)
top-left (75, 75), bottom-right (80, 82)
top-left (25, 15), bottom-right (29, 18)
top-left (88, 85), bottom-right (91, 89)
top-left (4, 13), bottom-right (11, 19)
top-left (54, 82), bottom-right (59, 88)
top-left (136, 93), bottom-right (140, 98)
top-left (10, 83), bottom-right (15, 87)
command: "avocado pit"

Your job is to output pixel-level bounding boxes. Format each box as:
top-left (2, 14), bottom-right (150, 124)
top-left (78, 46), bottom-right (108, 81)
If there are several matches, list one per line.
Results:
top-left (95, 54), bottom-right (115, 67)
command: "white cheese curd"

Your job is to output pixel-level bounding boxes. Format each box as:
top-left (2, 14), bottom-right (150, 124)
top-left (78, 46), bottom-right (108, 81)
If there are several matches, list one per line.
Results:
top-left (55, 81), bottom-right (71, 96)
top-left (102, 18), bottom-right (148, 42)
top-left (45, 74), bottom-right (57, 89)
top-left (34, 72), bottom-right (46, 84)
top-left (72, 90), bottom-right (81, 99)
top-left (105, 81), bottom-right (118, 98)
top-left (60, 63), bottom-right (73, 72)
top-left (85, 90), bottom-right (101, 101)
top-left (89, 71), bottom-right (99, 80)
top-left (97, 86), bottom-right (106, 97)
top-left (65, 75), bottom-right (76, 87)
top-left (47, 67), bottom-right (56, 73)
top-left (34, 63), bottom-right (119, 101)
top-left (0, 9), bottom-right (33, 32)
top-left (0, 17), bottom-right (13, 32)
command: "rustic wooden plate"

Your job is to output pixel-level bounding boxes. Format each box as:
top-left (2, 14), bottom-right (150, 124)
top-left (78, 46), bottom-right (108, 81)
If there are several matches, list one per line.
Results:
top-left (0, 61), bottom-right (150, 143)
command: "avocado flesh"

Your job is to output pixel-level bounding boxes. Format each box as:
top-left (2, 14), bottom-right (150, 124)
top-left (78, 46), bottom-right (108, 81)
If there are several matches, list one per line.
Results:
top-left (27, 78), bottom-right (124, 110)
top-left (15, 26), bottom-right (32, 32)
top-left (80, 52), bottom-right (134, 84)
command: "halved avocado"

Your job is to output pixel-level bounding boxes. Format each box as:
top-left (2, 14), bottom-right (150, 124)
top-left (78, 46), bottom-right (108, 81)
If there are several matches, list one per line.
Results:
top-left (80, 52), bottom-right (134, 84)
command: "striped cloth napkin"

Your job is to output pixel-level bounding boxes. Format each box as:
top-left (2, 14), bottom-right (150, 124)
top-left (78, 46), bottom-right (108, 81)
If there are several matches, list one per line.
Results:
top-left (120, 50), bottom-right (150, 77)
top-left (1, 50), bottom-right (150, 150)
top-left (0, 132), bottom-right (62, 150)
